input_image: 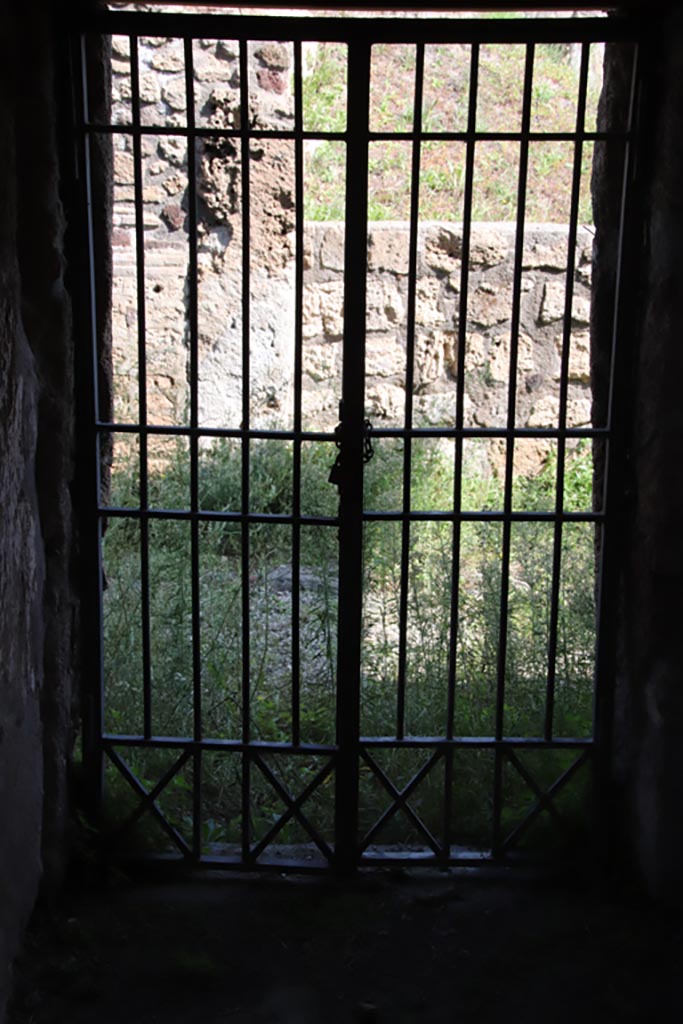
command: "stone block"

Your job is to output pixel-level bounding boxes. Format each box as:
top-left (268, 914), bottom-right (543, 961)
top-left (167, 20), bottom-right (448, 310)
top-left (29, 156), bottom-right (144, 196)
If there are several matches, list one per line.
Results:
top-left (303, 233), bottom-right (314, 270)
top-left (469, 225), bottom-right (511, 267)
top-left (158, 137), bottom-right (187, 166)
top-left (151, 50), bottom-right (185, 73)
top-left (195, 53), bottom-right (240, 84)
top-left (114, 151), bottom-right (135, 185)
top-left (163, 173), bottom-right (186, 196)
top-left (320, 226), bottom-right (345, 271)
top-left (162, 203), bottom-right (185, 230)
top-left (415, 329), bottom-right (458, 387)
top-left (572, 294), bottom-right (591, 327)
top-left (513, 437), bottom-right (552, 475)
top-left (567, 331), bottom-right (591, 383)
top-left (415, 278), bottom-right (444, 328)
top-left (523, 230), bottom-right (568, 270)
top-left (163, 78), bottom-right (187, 113)
top-left (566, 392), bottom-right (591, 427)
top-left (365, 334), bottom-right (404, 379)
top-left (304, 341), bottom-right (340, 382)
top-left (364, 382), bottom-right (405, 422)
top-left (423, 225), bottom-right (461, 273)
top-left (139, 73), bottom-right (161, 105)
top-left (368, 228), bottom-right (410, 275)
top-left (112, 35), bottom-right (130, 58)
top-left (319, 282), bottom-right (345, 337)
top-left (366, 279), bottom-right (405, 331)
top-left (539, 280), bottom-right (566, 324)
top-left (469, 284), bottom-right (512, 327)
top-left (217, 40), bottom-right (238, 61)
top-left (528, 393), bottom-right (560, 428)
top-left (256, 43), bottom-right (291, 70)
top-left (424, 223), bottom-right (510, 272)
top-left (487, 332), bottom-right (535, 386)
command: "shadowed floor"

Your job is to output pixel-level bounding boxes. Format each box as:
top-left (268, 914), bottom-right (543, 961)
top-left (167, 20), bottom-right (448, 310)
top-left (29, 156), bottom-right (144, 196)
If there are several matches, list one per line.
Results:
top-left (9, 870), bottom-right (682, 1023)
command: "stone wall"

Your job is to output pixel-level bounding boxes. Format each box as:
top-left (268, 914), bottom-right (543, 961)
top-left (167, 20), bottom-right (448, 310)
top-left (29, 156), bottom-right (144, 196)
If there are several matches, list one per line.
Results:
top-left (0, 3), bottom-right (79, 1020)
top-left (111, 214), bottom-right (593, 474)
top-left (595, 23), bottom-right (683, 902)
top-left (109, 32), bottom-right (593, 478)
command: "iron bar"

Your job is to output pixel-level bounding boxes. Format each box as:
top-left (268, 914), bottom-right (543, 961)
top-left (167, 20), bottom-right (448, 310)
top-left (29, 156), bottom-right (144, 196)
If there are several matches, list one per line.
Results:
top-left (96, 421), bottom-right (605, 440)
top-left (105, 746), bottom-right (193, 856)
top-left (129, 34), bottom-right (154, 741)
top-left (543, 41), bottom-right (591, 743)
top-left (76, 32), bottom-right (106, 818)
top-left (395, 41), bottom-right (425, 742)
top-left (98, 506), bottom-right (605, 526)
top-left (492, 41), bottom-right (535, 858)
top-left (444, 41), bottom-right (480, 859)
top-left (85, 124), bottom-right (633, 143)
top-left (291, 39), bottom-right (305, 749)
top-left (359, 749), bottom-right (443, 856)
top-left (81, 10), bottom-right (639, 47)
top-left (334, 38), bottom-right (371, 873)
top-left (103, 733), bottom-right (593, 751)
top-left (500, 748), bottom-right (590, 853)
top-left (239, 37), bottom-right (252, 864)
top-left (251, 754), bottom-right (334, 862)
top-left (99, 507), bottom-right (341, 525)
top-left (184, 36), bottom-right (203, 860)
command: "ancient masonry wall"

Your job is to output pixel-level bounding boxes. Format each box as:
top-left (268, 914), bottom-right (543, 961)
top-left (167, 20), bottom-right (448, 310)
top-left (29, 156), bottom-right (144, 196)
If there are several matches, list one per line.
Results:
top-left (1, 4), bottom-right (80, 1019)
top-left (110, 34), bottom-right (593, 477)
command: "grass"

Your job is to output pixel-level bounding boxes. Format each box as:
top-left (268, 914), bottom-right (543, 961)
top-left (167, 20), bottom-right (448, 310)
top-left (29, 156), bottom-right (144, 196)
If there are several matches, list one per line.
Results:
top-left (99, 437), bottom-right (597, 858)
top-left (303, 40), bottom-right (602, 223)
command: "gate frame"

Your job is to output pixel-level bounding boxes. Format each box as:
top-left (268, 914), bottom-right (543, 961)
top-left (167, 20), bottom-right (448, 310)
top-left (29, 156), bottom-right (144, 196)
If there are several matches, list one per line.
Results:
top-left (69, 5), bottom-right (646, 874)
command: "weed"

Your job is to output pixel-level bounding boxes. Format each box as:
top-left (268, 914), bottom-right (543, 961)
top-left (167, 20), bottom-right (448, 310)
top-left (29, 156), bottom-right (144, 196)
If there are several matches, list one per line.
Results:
top-left (100, 437), bottom-right (596, 854)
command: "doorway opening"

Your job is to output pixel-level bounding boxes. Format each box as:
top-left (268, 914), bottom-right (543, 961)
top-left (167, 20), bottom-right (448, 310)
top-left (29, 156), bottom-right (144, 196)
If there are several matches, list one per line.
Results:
top-left (73, 6), bottom-right (640, 871)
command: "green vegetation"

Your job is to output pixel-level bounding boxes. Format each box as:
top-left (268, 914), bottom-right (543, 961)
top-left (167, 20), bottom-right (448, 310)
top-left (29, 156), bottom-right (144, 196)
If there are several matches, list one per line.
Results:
top-left (302, 41), bottom-right (601, 222)
top-left (101, 438), bottom-right (596, 858)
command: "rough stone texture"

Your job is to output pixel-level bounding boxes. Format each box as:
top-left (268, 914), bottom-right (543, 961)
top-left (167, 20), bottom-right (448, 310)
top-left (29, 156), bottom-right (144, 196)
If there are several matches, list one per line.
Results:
top-left (593, 20), bottom-right (683, 902)
top-left (107, 36), bottom-right (593, 469)
top-left (0, 4), bottom-right (83, 1020)
top-left (0, 43), bottom-right (44, 1024)
top-left (112, 210), bottom-right (593, 464)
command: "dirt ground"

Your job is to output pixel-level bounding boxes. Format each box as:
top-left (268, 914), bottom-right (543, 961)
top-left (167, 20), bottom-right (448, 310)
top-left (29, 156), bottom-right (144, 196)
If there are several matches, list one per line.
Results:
top-left (8, 867), bottom-right (683, 1024)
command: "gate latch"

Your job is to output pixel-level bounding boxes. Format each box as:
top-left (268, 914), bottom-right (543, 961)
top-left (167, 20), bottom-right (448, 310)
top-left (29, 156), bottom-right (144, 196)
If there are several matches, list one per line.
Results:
top-left (328, 419), bottom-right (374, 490)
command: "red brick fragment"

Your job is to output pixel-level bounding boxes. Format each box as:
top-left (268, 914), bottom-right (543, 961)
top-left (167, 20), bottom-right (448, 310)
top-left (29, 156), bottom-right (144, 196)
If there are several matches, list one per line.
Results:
top-left (162, 203), bottom-right (185, 230)
top-left (257, 68), bottom-right (287, 95)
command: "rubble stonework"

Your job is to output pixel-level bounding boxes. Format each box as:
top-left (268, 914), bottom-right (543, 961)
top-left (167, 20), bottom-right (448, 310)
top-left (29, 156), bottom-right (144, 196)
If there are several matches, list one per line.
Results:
top-left (110, 35), bottom-right (594, 475)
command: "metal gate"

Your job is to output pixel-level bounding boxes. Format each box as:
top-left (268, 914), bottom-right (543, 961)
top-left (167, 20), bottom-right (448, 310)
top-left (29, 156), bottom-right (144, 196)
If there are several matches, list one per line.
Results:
top-left (74, 8), bottom-right (640, 871)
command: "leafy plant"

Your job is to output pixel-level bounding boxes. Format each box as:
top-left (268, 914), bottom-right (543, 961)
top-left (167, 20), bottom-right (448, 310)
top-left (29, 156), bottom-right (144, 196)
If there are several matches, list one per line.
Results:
top-left (99, 437), bottom-right (596, 855)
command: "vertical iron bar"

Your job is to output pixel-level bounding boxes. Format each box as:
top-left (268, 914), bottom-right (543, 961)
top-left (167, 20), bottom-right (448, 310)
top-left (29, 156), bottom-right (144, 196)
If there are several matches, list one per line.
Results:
top-left (395, 42), bottom-right (425, 742)
top-left (184, 34), bottom-right (202, 860)
top-left (130, 34), bottom-right (153, 741)
top-left (544, 41), bottom-right (590, 742)
top-left (444, 41), bottom-right (480, 857)
top-left (292, 39), bottom-right (304, 748)
top-left (239, 38), bottom-right (252, 864)
top-left (334, 38), bottom-right (371, 873)
top-left (492, 42), bottom-right (534, 858)
top-left (76, 32), bottom-right (105, 819)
